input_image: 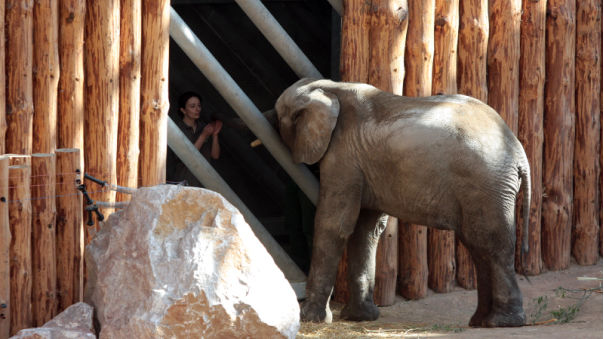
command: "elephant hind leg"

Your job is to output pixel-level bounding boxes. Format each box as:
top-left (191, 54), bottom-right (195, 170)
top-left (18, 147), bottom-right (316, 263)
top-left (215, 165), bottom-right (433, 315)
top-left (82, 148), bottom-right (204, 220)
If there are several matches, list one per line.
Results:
top-left (467, 254), bottom-right (493, 327)
top-left (339, 210), bottom-right (385, 322)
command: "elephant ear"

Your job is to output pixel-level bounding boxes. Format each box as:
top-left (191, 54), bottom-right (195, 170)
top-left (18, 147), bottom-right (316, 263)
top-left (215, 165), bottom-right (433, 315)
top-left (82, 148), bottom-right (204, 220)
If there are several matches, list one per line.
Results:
top-left (291, 89), bottom-right (340, 164)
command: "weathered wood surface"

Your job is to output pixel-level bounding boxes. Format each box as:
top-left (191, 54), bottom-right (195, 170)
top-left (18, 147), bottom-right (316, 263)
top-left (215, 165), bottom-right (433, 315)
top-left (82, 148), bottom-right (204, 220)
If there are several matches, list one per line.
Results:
top-left (57, 0), bottom-right (85, 175)
top-left (397, 0), bottom-right (434, 301)
top-left (428, 0), bottom-right (458, 294)
top-left (55, 149), bottom-right (84, 312)
top-left (84, 0), bottom-right (120, 221)
top-left (542, 0), bottom-right (576, 271)
top-left (516, 0), bottom-right (546, 276)
top-left (139, 0), bottom-right (170, 188)
top-left (488, 0), bottom-right (521, 134)
top-left (0, 0), bottom-right (6, 156)
top-left (374, 217), bottom-right (399, 306)
top-left (8, 165), bottom-right (32, 335)
top-left (572, 0), bottom-right (601, 265)
top-left (117, 0), bottom-right (142, 202)
top-left (6, 0), bottom-right (34, 165)
top-left (0, 156), bottom-right (11, 339)
top-left (33, 0), bottom-right (60, 154)
top-left (31, 154), bottom-right (57, 326)
top-left (367, 0), bottom-right (408, 307)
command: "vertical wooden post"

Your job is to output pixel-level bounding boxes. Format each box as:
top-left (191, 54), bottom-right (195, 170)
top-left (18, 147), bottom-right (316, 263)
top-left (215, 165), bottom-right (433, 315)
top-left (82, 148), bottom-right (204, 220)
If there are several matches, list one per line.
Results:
top-left (8, 165), bottom-right (32, 335)
top-left (0, 156), bottom-right (11, 339)
top-left (139, 0), bottom-right (170, 188)
top-left (572, 0), bottom-right (601, 265)
top-left (398, 0), bottom-right (434, 301)
top-left (33, 0), bottom-right (60, 154)
top-left (515, 0), bottom-right (546, 276)
top-left (117, 0), bottom-right (142, 202)
top-left (428, 0), bottom-right (458, 294)
top-left (542, 0), bottom-right (576, 271)
top-left (57, 0), bottom-right (86, 171)
top-left (84, 0), bottom-right (120, 221)
top-left (0, 0), bottom-right (6, 156)
top-left (31, 154), bottom-right (57, 326)
top-left (456, 0), bottom-right (487, 289)
top-left (373, 217), bottom-right (399, 306)
top-left (487, 0), bottom-right (521, 134)
top-left (55, 149), bottom-right (84, 312)
top-left (6, 0), bottom-right (34, 165)
top-left (368, 0), bottom-right (408, 307)
top-left (333, 0), bottom-right (372, 303)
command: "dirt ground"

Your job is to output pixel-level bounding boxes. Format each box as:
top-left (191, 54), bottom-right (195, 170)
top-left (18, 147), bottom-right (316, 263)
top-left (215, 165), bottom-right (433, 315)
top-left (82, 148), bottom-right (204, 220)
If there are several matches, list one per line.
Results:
top-left (297, 258), bottom-right (603, 338)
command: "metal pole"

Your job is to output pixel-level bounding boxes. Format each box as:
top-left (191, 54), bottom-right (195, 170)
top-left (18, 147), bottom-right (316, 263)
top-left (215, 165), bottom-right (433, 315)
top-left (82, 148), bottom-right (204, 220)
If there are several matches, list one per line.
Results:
top-left (232, 0), bottom-right (323, 79)
top-left (169, 8), bottom-right (320, 205)
top-left (167, 118), bottom-right (307, 286)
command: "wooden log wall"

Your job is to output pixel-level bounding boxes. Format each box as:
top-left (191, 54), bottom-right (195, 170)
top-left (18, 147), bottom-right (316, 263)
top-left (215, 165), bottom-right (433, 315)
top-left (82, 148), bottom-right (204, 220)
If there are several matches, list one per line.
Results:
top-left (0, 156), bottom-right (10, 339)
top-left (398, 0), bottom-right (434, 301)
top-left (30, 154), bottom-right (57, 326)
top-left (428, 0), bottom-right (459, 294)
top-left (55, 149), bottom-right (83, 313)
top-left (8, 165), bottom-right (32, 335)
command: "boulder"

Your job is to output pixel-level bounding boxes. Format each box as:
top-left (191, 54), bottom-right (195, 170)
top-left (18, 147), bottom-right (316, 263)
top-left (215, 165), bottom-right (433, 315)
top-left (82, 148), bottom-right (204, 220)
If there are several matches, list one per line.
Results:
top-left (10, 302), bottom-right (95, 339)
top-left (85, 185), bottom-right (300, 338)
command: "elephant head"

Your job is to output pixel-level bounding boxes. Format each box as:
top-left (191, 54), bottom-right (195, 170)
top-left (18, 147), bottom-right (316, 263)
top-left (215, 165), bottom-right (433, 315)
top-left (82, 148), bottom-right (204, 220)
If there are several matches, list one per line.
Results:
top-left (275, 79), bottom-right (340, 164)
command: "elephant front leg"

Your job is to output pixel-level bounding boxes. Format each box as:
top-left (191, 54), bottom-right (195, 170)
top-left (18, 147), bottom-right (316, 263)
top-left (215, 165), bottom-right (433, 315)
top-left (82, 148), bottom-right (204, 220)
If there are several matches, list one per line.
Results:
top-left (340, 211), bottom-right (386, 321)
top-left (300, 198), bottom-right (361, 323)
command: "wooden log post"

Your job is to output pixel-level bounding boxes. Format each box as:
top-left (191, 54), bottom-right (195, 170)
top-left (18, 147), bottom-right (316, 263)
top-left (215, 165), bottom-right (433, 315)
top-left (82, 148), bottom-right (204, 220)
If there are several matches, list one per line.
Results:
top-left (398, 0), bottom-right (434, 301)
top-left (117, 0), bottom-right (142, 202)
top-left (55, 149), bottom-right (84, 312)
top-left (139, 0), bottom-right (170, 188)
top-left (367, 0), bottom-right (408, 307)
top-left (374, 217), bottom-right (399, 306)
top-left (333, 0), bottom-right (372, 303)
top-left (542, 0), bottom-right (576, 271)
top-left (428, 0), bottom-right (458, 294)
top-left (456, 0), bottom-right (488, 289)
top-left (0, 0), bottom-right (6, 156)
top-left (515, 0), bottom-right (546, 276)
top-left (30, 154), bottom-right (57, 326)
top-left (8, 165), bottom-right (32, 335)
top-left (84, 0), bottom-right (120, 222)
top-left (6, 0), bottom-right (34, 165)
top-left (572, 0), bottom-right (601, 265)
top-left (33, 0), bottom-right (60, 154)
top-left (487, 0), bottom-right (521, 134)
top-left (57, 0), bottom-right (86, 170)
top-left (0, 156), bottom-right (11, 339)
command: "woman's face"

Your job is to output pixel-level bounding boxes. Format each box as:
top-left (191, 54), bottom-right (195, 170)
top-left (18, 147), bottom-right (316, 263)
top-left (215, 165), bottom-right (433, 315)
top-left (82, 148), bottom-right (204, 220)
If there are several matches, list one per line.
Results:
top-left (180, 97), bottom-right (201, 120)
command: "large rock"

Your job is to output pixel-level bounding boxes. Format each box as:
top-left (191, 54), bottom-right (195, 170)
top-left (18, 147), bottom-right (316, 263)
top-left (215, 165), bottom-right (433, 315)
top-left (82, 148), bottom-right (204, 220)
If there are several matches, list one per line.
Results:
top-left (85, 185), bottom-right (300, 338)
top-left (10, 302), bottom-right (95, 339)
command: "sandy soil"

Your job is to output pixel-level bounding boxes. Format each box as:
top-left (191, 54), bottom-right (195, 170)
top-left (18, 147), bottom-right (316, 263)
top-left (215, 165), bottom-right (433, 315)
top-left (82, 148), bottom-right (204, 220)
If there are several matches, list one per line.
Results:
top-left (298, 258), bottom-right (603, 338)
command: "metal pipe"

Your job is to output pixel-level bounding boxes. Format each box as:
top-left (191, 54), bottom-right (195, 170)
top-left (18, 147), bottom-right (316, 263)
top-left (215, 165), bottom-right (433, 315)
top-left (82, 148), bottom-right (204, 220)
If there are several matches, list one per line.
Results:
top-left (169, 8), bottom-right (320, 205)
top-left (232, 0), bottom-right (323, 79)
top-left (167, 118), bottom-right (307, 285)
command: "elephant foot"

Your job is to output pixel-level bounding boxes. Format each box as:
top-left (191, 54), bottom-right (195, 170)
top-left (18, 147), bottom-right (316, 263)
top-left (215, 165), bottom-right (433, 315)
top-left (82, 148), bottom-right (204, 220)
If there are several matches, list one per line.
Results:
top-left (468, 309), bottom-right (489, 327)
top-left (300, 300), bottom-right (333, 323)
top-left (481, 309), bottom-right (526, 328)
top-left (340, 300), bottom-right (380, 322)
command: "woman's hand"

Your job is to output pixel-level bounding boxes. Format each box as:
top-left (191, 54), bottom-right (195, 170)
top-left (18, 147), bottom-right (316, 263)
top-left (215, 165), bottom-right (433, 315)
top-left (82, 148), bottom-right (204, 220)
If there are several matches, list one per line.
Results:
top-left (201, 123), bottom-right (215, 139)
top-left (211, 121), bottom-right (222, 136)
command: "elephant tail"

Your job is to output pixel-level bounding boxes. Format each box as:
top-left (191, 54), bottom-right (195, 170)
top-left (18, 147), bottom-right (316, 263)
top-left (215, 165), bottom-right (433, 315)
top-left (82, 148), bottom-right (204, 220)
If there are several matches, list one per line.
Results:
top-left (519, 163), bottom-right (531, 254)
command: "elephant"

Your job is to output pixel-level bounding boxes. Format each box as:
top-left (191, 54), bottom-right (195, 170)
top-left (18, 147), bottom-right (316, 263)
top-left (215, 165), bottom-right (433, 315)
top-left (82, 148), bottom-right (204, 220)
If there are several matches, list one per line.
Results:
top-left (265, 78), bottom-right (531, 328)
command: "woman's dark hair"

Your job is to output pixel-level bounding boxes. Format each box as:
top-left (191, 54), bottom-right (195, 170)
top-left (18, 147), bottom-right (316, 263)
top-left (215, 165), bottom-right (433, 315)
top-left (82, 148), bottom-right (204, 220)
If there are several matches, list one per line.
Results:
top-left (177, 91), bottom-right (202, 118)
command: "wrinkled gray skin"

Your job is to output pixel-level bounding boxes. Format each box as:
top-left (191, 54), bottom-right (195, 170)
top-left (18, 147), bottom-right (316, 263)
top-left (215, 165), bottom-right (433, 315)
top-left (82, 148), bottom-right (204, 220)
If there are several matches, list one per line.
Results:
top-left (274, 78), bottom-right (531, 328)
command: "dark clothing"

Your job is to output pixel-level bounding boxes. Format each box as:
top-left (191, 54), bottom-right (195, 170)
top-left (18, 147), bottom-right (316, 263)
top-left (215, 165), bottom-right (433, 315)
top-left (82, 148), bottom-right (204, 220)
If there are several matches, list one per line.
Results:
top-left (166, 118), bottom-right (214, 187)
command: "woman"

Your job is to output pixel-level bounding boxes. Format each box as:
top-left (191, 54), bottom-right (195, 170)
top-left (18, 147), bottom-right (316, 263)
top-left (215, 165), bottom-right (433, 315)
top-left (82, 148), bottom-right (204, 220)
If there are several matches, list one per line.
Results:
top-left (166, 91), bottom-right (222, 187)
